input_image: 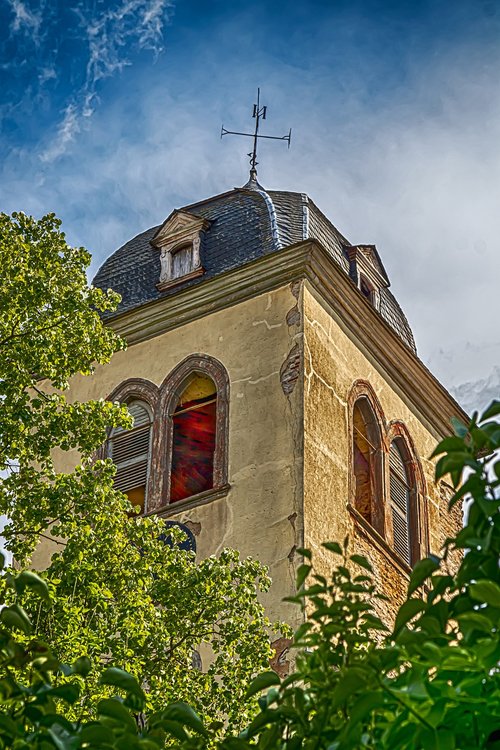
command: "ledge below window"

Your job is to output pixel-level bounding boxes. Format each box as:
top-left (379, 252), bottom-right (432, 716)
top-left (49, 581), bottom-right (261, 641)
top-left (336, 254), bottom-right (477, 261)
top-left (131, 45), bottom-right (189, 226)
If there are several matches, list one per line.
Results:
top-left (156, 266), bottom-right (205, 292)
top-left (347, 503), bottom-right (412, 578)
top-left (147, 484), bottom-right (231, 517)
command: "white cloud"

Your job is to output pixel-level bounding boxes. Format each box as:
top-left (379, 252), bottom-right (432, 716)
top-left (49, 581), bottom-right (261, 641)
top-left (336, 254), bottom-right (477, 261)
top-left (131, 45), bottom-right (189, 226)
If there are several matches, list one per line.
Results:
top-left (39, 0), bottom-right (174, 164)
top-left (40, 103), bottom-right (80, 163)
top-left (8, 0), bottom-right (43, 40)
top-left (4, 15), bottom-right (500, 398)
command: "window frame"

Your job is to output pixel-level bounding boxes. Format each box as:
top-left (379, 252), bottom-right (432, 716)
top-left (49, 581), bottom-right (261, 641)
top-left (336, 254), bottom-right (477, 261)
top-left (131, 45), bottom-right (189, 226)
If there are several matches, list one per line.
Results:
top-left (385, 421), bottom-right (428, 567)
top-left (105, 356), bottom-right (230, 515)
top-left (109, 399), bottom-right (153, 511)
top-left (160, 354), bottom-right (230, 511)
top-left (348, 381), bottom-right (428, 569)
top-left (351, 393), bottom-right (385, 536)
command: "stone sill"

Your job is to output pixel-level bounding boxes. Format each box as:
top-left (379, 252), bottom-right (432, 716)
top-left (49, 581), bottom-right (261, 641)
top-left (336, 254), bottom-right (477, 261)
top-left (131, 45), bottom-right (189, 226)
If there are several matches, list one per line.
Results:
top-left (147, 484), bottom-right (231, 518)
top-left (347, 503), bottom-right (412, 580)
top-left (156, 266), bottom-right (204, 292)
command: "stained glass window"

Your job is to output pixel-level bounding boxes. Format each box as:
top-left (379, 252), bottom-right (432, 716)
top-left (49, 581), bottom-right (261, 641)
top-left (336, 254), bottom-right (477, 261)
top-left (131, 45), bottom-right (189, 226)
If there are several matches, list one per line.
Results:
top-left (170, 374), bottom-right (217, 503)
top-left (352, 397), bottom-right (383, 535)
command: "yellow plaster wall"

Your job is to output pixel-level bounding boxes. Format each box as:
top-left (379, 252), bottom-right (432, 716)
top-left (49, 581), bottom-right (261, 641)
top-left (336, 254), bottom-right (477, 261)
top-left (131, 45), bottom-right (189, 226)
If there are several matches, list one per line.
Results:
top-left (302, 283), bottom-right (461, 619)
top-left (33, 284), bottom-right (304, 629)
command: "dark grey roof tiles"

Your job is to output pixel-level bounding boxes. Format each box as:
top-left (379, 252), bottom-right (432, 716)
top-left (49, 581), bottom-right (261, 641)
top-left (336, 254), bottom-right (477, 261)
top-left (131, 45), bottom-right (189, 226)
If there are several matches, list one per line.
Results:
top-left (93, 186), bottom-right (416, 352)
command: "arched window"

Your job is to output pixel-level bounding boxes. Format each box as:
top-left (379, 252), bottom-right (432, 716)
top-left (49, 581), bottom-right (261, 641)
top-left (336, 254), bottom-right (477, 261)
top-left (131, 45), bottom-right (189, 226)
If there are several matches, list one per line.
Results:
top-left (106, 356), bottom-right (229, 513)
top-left (161, 354), bottom-right (230, 508)
top-left (389, 438), bottom-right (414, 566)
top-left (109, 400), bottom-right (152, 513)
top-left (170, 374), bottom-right (217, 502)
top-left (352, 397), bottom-right (384, 535)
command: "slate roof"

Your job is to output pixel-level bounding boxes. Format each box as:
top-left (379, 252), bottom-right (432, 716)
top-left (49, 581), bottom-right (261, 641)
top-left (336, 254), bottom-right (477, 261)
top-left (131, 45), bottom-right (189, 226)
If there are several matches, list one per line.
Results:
top-left (93, 185), bottom-right (416, 352)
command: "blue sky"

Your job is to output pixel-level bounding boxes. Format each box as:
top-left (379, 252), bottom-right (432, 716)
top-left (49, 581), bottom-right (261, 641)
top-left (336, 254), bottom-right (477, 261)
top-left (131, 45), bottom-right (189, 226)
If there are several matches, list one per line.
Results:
top-left (2, 0), bottom-right (500, 395)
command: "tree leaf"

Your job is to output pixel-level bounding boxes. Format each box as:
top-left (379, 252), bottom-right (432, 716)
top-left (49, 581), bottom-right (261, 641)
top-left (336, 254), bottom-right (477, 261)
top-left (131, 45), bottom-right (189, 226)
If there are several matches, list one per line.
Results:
top-left (393, 598), bottom-right (427, 635)
top-left (99, 667), bottom-right (145, 700)
top-left (296, 564), bottom-right (311, 589)
top-left (0, 604), bottom-right (32, 634)
top-left (161, 702), bottom-right (207, 735)
top-left (245, 672), bottom-right (281, 699)
top-left (98, 698), bottom-right (137, 732)
top-left (408, 555), bottom-right (441, 596)
top-left (322, 542), bottom-right (343, 555)
top-left (350, 554), bottom-right (373, 572)
top-left (72, 656), bottom-right (91, 677)
top-left (14, 570), bottom-right (50, 602)
top-left (469, 580), bottom-right (500, 608)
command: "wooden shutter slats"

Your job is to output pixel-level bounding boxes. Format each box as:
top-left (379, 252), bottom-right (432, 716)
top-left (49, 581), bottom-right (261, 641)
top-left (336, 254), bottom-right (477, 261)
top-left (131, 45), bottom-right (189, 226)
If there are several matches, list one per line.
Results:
top-left (390, 472), bottom-right (408, 515)
top-left (389, 441), bottom-right (412, 566)
top-left (113, 403), bottom-right (151, 433)
top-left (111, 426), bottom-right (150, 465)
top-left (109, 401), bottom-right (152, 499)
top-left (392, 509), bottom-right (411, 564)
top-left (114, 460), bottom-right (148, 492)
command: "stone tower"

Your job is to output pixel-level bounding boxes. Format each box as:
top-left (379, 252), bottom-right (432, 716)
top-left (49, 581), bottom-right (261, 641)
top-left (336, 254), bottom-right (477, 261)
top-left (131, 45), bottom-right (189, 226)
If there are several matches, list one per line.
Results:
top-left (48, 178), bottom-right (465, 637)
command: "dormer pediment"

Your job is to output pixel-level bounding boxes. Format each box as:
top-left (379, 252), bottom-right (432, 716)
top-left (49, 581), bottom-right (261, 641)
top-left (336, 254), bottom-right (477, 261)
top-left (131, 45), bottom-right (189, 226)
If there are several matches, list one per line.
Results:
top-left (346, 244), bottom-right (390, 290)
top-left (151, 210), bottom-right (211, 292)
top-left (151, 210), bottom-right (211, 249)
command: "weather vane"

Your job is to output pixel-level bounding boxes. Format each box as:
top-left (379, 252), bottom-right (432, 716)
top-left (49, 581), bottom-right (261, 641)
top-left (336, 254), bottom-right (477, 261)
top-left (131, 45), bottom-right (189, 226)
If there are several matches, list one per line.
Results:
top-left (221, 88), bottom-right (291, 187)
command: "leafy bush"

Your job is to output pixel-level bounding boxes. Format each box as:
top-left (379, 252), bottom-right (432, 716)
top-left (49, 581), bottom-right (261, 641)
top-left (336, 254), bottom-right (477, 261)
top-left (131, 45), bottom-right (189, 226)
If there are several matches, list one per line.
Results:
top-left (220, 403), bottom-right (500, 750)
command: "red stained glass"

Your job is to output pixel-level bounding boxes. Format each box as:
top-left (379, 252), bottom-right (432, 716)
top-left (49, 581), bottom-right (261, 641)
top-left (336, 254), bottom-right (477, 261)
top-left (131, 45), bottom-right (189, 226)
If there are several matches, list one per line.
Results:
top-left (170, 397), bottom-right (216, 502)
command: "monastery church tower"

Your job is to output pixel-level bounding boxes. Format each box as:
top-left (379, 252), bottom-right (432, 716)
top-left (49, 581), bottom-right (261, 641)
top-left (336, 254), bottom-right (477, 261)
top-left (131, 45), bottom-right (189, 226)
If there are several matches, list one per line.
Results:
top-left (48, 155), bottom-right (465, 641)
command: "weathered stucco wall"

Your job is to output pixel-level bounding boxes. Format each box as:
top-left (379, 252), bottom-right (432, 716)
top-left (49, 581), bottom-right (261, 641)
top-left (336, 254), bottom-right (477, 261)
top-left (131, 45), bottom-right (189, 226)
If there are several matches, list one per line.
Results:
top-left (302, 283), bottom-right (461, 620)
top-left (33, 284), bottom-right (304, 629)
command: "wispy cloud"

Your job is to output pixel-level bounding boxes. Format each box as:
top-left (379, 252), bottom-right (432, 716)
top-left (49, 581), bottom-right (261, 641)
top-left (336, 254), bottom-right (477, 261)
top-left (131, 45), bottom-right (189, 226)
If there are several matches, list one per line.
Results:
top-left (38, 0), bottom-right (174, 163)
top-left (8, 0), bottom-right (43, 40)
top-left (39, 103), bottom-right (80, 163)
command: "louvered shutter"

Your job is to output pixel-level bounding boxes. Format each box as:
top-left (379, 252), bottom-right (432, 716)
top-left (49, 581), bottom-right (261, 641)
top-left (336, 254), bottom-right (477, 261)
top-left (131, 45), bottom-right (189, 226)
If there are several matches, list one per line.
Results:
top-left (389, 442), bottom-right (411, 565)
top-left (110, 403), bottom-right (151, 494)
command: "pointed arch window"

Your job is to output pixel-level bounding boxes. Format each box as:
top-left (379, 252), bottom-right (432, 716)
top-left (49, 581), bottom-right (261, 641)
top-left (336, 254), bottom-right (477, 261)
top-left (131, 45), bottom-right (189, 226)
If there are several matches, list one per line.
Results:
top-left (106, 355), bottom-right (229, 513)
top-left (162, 354), bottom-right (230, 509)
top-left (109, 401), bottom-right (152, 513)
top-left (389, 438), bottom-right (415, 566)
top-left (352, 396), bottom-right (384, 535)
top-left (170, 373), bottom-right (217, 503)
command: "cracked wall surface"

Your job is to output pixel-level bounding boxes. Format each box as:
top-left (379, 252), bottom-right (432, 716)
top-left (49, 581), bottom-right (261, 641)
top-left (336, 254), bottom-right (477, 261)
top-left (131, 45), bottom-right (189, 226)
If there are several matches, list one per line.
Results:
top-left (35, 285), bottom-right (304, 630)
top-left (302, 283), bottom-right (461, 622)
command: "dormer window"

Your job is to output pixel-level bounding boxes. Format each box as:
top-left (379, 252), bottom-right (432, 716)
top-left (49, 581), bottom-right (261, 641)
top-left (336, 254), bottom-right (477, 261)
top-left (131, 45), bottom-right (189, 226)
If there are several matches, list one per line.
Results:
top-left (360, 275), bottom-right (374, 302)
top-left (346, 244), bottom-right (390, 311)
top-left (151, 210), bottom-right (210, 291)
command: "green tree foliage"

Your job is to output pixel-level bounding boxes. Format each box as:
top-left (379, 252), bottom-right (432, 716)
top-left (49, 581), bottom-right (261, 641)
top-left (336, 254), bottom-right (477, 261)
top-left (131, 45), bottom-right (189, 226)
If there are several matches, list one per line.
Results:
top-left (0, 558), bottom-right (209, 749)
top-left (0, 212), bottom-right (278, 735)
top-left (220, 403), bottom-right (500, 750)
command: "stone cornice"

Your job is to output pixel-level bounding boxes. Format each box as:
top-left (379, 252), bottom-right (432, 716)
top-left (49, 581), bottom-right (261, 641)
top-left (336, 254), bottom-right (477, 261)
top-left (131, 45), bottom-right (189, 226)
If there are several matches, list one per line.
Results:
top-left (107, 240), bottom-right (467, 440)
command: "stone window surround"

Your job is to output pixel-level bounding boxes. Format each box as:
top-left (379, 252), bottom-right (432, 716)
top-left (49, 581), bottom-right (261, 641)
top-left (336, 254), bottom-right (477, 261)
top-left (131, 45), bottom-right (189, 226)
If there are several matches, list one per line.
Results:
top-left (346, 245), bottom-right (388, 311)
top-left (347, 379), bottom-right (429, 566)
top-left (151, 213), bottom-right (211, 293)
top-left (104, 354), bottom-right (230, 514)
top-left (157, 237), bottom-right (204, 291)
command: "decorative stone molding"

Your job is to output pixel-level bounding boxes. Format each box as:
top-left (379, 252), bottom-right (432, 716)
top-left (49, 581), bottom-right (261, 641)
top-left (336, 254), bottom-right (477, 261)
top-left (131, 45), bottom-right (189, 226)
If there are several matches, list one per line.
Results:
top-left (105, 239), bottom-right (468, 441)
top-left (150, 210), bottom-right (210, 291)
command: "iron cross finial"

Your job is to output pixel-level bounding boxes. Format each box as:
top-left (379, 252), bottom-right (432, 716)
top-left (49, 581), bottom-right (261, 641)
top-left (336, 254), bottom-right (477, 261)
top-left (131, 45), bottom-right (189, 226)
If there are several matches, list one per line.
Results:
top-left (221, 88), bottom-right (292, 188)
